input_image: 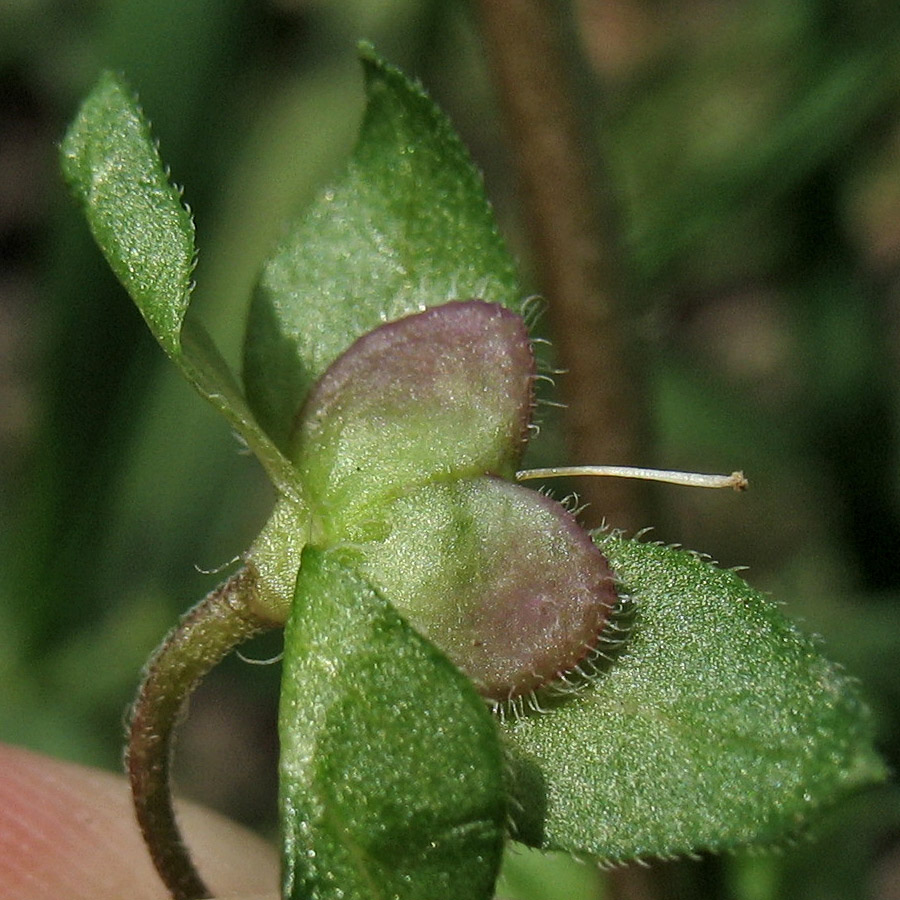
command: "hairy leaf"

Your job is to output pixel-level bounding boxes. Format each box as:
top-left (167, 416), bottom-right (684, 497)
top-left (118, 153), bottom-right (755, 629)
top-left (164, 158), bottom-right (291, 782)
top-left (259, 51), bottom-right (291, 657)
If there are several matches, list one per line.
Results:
top-left (279, 546), bottom-right (507, 900)
top-left (503, 534), bottom-right (886, 861)
top-left (243, 46), bottom-right (526, 450)
top-left (61, 73), bottom-right (299, 498)
top-left (61, 71), bottom-right (194, 357)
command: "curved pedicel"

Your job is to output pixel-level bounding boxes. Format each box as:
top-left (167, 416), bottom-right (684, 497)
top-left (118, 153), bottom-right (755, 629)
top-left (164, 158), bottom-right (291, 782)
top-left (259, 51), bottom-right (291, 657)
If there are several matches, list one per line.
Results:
top-left (126, 568), bottom-right (275, 900)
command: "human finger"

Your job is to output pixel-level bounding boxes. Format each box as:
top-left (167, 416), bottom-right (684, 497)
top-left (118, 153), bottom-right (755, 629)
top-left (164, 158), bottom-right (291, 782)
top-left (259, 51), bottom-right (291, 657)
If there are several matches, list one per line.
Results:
top-left (0, 742), bottom-right (279, 900)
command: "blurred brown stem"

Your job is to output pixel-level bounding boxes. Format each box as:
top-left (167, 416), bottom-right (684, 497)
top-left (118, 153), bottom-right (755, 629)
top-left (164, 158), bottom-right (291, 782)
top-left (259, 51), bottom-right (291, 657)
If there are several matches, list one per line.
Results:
top-left (474, 0), bottom-right (644, 532)
top-left (475, 3), bottom-right (660, 899)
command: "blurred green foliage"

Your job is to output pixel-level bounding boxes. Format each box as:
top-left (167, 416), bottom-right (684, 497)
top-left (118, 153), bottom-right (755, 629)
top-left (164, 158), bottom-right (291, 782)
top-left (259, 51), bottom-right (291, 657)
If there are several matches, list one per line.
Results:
top-left (1, 1), bottom-right (899, 898)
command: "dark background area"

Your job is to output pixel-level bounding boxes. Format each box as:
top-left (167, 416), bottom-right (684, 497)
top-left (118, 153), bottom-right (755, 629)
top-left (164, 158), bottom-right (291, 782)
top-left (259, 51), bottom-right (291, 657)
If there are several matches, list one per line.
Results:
top-left (2, 1), bottom-right (900, 897)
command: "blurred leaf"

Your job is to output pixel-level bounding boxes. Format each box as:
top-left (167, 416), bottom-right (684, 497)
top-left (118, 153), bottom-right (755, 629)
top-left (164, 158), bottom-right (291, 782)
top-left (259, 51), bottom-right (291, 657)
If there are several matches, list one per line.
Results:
top-left (278, 546), bottom-right (506, 900)
top-left (613, 15), bottom-right (900, 281)
top-left (503, 533), bottom-right (886, 861)
top-left (774, 783), bottom-right (900, 900)
top-left (243, 45), bottom-right (525, 450)
top-left (497, 847), bottom-right (601, 900)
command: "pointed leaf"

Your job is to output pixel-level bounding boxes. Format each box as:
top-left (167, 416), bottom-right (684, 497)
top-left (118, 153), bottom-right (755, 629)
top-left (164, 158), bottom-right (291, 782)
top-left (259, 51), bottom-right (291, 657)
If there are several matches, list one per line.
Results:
top-left (243, 46), bottom-right (526, 450)
top-left (358, 478), bottom-right (618, 701)
top-left (294, 301), bottom-right (534, 539)
top-left (502, 534), bottom-right (886, 861)
top-left (279, 546), bottom-right (506, 900)
top-left (61, 73), bottom-right (299, 498)
top-left (61, 71), bottom-right (194, 357)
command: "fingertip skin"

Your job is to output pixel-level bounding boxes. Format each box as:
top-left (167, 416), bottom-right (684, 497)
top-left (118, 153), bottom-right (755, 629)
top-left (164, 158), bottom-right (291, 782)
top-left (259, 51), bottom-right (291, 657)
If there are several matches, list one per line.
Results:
top-left (0, 743), bottom-right (278, 900)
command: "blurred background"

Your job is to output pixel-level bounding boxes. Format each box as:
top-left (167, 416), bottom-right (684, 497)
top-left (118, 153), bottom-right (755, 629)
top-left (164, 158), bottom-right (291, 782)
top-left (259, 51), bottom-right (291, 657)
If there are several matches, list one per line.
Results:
top-left (2, 0), bottom-right (900, 898)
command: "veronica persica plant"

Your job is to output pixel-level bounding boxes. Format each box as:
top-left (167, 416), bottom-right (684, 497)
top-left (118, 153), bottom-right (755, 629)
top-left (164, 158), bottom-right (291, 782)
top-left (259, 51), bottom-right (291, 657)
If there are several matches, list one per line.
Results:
top-left (61, 46), bottom-right (884, 900)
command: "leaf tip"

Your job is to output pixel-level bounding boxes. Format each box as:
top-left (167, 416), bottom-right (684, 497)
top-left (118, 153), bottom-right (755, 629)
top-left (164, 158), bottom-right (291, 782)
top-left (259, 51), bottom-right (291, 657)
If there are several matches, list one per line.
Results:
top-left (356, 40), bottom-right (429, 107)
top-left (60, 69), bottom-right (195, 359)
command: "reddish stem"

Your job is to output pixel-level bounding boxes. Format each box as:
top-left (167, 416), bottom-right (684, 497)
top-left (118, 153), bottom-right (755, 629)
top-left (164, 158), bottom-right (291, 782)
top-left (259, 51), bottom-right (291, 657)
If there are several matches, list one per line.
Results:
top-left (126, 567), bottom-right (275, 900)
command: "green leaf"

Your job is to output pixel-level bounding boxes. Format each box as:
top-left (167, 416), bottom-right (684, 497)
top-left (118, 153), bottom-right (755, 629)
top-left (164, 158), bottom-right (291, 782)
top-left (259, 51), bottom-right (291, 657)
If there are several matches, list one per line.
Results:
top-left (243, 44), bottom-right (526, 451)
top-left (502, 534), bottom-right (886, 861)
top-left (293, 301), bottom-right (534, 539)
top-left (61, 71), bottom-right (194, 358)
top-left (61, 72), bottom-right (299, 499)
top-left (279, 546), bottom-right (507, 900)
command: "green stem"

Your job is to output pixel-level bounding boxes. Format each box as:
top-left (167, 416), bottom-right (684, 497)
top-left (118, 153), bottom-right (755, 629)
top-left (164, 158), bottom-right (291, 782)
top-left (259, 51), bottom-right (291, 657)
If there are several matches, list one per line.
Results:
top-left (126, 567), bottom-right (275, 900)
top-left (474, 0), bottom-right (646, 531)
